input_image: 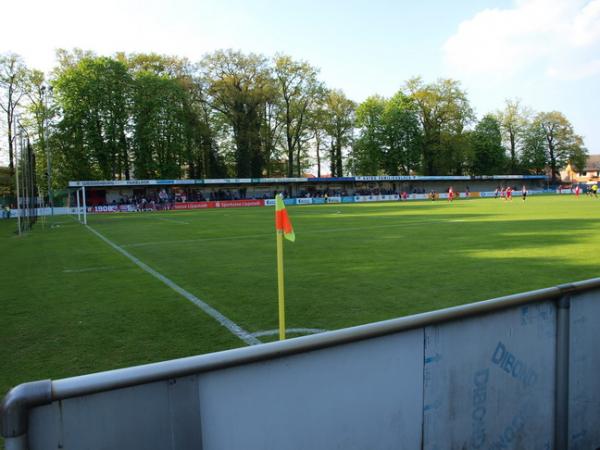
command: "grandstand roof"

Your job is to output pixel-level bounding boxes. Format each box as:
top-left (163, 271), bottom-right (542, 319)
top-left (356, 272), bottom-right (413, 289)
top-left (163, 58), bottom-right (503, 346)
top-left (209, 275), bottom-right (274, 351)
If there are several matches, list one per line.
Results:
top-left (68, 174), bottom-right (547, 188)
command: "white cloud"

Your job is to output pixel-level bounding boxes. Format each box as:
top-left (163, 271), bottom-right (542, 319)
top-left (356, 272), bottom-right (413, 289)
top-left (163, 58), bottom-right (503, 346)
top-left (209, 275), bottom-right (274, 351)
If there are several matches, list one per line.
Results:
top-left (547, 59), bottom-right (600, 80)
top-left (443, 0), bottom-right (600, 80)
top-left (571, 0), bottom-right (600, 46)
top-left (0, 0), bottom-right (242, 73)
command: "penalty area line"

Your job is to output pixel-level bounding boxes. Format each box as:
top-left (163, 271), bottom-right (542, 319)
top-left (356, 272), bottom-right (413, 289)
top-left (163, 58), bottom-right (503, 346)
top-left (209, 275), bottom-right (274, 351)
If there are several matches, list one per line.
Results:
top-left (85, 224), bottom-right (261, 346)
top-left (251, 328), bottom-right (327, 338)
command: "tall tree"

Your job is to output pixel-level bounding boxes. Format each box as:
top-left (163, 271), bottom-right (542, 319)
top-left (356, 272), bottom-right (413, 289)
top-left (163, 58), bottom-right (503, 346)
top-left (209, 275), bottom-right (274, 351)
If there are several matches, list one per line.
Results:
top-left (258, 78), bottom-right (284, 176)
top-left (306, 92), bottom-right (329, 178)
top-left (131, 71), bottom-right (188, 178)
top-left (124, 53), bottom-right (200, 179)
top-left (354, 95), bottom-right (386, 175)
top-left (0, 53), bottom-right (28, 175)
top-left (520, 122), bottom-right (548, 175)
top-left (381, 92), bottom-right (421, 175)
top-left (273, 55), bottom-right (321, 177)
top-left (23, 69), bottom-right (56, 195)
top-left (53, 55), bottom-right (132, 181)
top-left (324, 90), bottom-right (355, 177)
top-left (534, 111), bottom-right (587, 182)
top-left (201, 50), bottom-right (271, 177)
top-left (405, 77), bottom-right (473, 175)
top-left (354, 92), bottom-right (424, 176)
top-left (496, 99), bottom-right (530, 173)
top-left (120, 52), bottom-right (190, 78)
top-left (185, 74), bottom-right (228, 178)
top-left (469, 114), bottom-right (507, 175)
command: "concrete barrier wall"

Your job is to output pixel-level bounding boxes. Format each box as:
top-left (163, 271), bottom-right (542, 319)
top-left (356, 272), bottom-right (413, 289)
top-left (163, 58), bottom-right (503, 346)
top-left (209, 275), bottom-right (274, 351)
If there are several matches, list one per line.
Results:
top-left (423, 303), bottom-right (556, 449)
top-left (2, 280), bottom-right (600, 450)
top-left (568, 290), bottom-right (600, 449)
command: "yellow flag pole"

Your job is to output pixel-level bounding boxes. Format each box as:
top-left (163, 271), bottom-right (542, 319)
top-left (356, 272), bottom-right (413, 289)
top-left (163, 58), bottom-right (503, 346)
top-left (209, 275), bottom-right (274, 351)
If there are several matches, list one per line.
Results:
top-left (277, 229), bottom-right (286, 340)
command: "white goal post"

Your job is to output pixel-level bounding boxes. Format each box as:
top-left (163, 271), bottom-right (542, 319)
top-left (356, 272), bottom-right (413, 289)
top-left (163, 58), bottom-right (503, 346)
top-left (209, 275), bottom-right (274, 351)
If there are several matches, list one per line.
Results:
top-left (74, 186), bottom-right (87, 224)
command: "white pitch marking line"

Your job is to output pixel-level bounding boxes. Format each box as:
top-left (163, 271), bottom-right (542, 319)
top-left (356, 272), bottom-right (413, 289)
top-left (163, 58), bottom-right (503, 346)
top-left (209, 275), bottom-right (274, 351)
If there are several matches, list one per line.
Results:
top-left (251, 328), bottom-right (327, 338)
top-left (121, 233), bottom-right (270, 248)
top-left (85, 224), bottom-right (261, 346)
top-left (155, 217), bottom-right (190, 225)
top-left (121, 219), bottom-right (458, 248)
top-left (63, 266), bottom-right (116, 273)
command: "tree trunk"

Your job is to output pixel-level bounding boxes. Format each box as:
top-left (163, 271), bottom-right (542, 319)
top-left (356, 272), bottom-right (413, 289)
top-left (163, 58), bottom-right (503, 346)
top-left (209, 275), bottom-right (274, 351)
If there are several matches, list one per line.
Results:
top-left (509, 128), bottom-right (516, 173)
top-left (547, 136), bottom-right (558, 183)
top-left (285, 98), bottom-right (294, 178)
top-left (336, 140), bottom-right (343, 177)
top-left (7, 114), bottom-right (14, 175)
top-left (330, 141), bottom-right (336, 177)
top-left (296, 143), bottom-right (302, 177)
top-left (315, 133), bottom-right (321, 178)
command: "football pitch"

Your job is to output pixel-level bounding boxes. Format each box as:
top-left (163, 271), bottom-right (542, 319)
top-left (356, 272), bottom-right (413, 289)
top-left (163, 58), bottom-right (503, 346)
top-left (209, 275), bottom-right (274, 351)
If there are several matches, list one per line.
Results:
top-left (1, 195), bottom-right (599, 396)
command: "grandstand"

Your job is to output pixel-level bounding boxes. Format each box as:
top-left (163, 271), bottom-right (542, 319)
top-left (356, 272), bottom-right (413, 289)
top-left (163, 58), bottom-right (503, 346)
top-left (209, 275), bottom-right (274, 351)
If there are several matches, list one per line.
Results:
top-left (67, 174), bottom-right (548, 211)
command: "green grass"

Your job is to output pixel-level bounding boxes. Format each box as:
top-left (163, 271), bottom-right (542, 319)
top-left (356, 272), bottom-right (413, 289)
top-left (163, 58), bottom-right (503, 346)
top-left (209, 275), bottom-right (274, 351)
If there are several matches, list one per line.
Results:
top-left (1, 195), bottom-right (599, 397)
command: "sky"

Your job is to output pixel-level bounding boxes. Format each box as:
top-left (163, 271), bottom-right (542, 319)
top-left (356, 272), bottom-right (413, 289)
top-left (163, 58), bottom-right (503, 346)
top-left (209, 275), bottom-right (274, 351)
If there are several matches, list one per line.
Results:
top-left (2, 0), bottom-right (599, 165)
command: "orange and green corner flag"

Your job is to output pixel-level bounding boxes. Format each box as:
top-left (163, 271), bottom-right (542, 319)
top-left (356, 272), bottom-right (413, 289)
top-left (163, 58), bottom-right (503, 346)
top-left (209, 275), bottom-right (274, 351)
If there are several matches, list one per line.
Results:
top-left (275, 194), bottom-right (295, 242)
top-left (275, 193), bottom-right (294, 340)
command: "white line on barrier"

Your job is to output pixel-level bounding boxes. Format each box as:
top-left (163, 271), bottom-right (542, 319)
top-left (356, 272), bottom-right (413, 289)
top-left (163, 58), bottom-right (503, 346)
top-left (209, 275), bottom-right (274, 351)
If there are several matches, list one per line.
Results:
top-left (251, 328), bottom-right (327, 338)
top-left (85, 224), bottom-right (261, 346)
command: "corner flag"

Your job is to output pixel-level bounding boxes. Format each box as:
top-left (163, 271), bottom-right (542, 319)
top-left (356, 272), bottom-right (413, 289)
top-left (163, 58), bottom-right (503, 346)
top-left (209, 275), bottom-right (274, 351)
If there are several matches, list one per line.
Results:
top-left (275, 194), bottom-right (294, 340)
top-left (275, 194), bottom-right (295, 241)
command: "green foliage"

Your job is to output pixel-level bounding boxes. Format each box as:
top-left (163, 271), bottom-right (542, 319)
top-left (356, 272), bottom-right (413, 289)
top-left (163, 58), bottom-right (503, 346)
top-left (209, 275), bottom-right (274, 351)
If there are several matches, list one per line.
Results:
top-left (521, 122), bottom-right (549, 174)
top-left (323, 90), bottom-right (355, 177)
top-left (201, 50), bottom-right (272, 177)
top-left (273, 54), bottom-right (322, 177)
top-left (131, 71), bottom-right (188, 178)
top-left (22, 69), bottom-right (54, 195)
top-left (0, 166), bottom-right (12, 200)
top-left (354, 93), bottom-right (421, 176)
top-left (469, 114), bottom-right (507, 175)
top-left (496, 99), bottom-right (530, 173)
top-left (0, 53), bottom-right (28, 176)
top-left (1, 50), bottom-right (592, 183)
top-left (354, 96), bottom-right (386, 174)
top-left (530, 111), bottom-right (588, 181)
top-left (381, 92), bottom-right (421, 175)
top-left (53, 56), bottom-right (132, 182)
top-left (404, 77), bottom-right (474, 175)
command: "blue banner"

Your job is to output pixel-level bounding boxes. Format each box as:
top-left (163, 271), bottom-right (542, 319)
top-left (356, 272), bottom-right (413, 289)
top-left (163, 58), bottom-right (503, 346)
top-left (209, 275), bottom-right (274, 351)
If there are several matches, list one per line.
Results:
top-left (312, 177), bottom-right (355, 183)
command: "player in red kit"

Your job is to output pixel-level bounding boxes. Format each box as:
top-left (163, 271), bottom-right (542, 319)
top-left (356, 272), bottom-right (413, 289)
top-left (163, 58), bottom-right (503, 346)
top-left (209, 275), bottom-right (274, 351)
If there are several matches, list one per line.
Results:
top-left (448, 186), bottom-right (454, 202)
top-left (506, 186), bottom-right (513, 201)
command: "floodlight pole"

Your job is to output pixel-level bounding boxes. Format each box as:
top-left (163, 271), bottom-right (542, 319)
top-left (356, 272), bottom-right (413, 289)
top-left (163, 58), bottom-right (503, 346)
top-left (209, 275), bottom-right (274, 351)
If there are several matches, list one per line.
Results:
top-left (13, 115), bottom-right (22, 236)
top-left (22, 135), bottom-right (29, 229)
top-left (42, 85), bottom-right (54, 216)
